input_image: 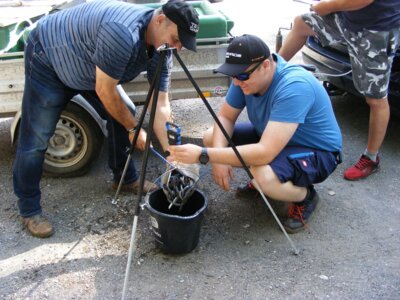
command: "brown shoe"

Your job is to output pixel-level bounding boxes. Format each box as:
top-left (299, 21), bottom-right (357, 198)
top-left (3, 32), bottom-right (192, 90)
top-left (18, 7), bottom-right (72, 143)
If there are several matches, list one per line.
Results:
top-left (112, 179), bottom-right (158, 194)
top-left (21, 215), bottom-right (54, 238)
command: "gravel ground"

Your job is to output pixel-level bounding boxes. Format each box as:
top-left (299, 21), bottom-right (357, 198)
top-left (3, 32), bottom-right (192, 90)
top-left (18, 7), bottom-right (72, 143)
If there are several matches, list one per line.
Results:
top-left (1, 95), bottom-right (400, 299)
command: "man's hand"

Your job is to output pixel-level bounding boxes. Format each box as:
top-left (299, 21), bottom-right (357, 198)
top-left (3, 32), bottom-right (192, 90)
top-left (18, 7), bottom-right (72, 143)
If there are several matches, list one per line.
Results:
top-left (129, 128), bottom-right (148, 151)
top-left (169, 144), bottom-right (202, 164)
top-left (212, 163), bottom-right (234, 191)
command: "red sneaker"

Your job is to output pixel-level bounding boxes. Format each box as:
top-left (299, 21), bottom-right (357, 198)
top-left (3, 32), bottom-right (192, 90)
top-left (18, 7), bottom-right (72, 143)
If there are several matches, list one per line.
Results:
top-left (343, 154), bottom-right (380, 180)
top-left (235, 181), bottom-right (259, 198)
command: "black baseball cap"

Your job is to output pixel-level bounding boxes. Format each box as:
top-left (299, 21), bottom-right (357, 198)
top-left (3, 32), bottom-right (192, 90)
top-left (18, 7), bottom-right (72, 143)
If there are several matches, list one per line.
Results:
top-left (215, 34), bottom-right (271, 76)
top-left (162, 0), bottom-right (200, 52)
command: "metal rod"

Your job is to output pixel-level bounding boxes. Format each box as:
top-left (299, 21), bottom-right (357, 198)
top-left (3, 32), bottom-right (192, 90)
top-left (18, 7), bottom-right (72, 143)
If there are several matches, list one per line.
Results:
top-left (121, 48), bottom-right (168, 300)
top-left (150, 147), bottom-right (175, 168)
top-left (252, 181), bottom-right (300, 255)
top-left (173, 49), bottom-right (299, 255)
top-left (121, 215), bottom-right (138, 300)
top-left (173, 49), bottom-right (250, 178)
top-left (113, 46), bottom-right (165, 203)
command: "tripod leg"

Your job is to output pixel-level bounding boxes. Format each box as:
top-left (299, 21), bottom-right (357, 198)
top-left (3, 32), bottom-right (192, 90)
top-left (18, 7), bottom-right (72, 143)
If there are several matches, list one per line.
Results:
top-left (121, 215), bottom-right (138, 300)
top-left (121, 50), bottom-right (167, 299)
top-left (173, 50), bottom-right (299, 255)
top-left (113, 51), bottom-right (166, 202)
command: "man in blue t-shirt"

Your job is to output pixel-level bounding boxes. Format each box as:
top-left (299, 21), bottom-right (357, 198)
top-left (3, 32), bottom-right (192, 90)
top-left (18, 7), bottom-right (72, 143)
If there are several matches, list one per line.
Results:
top-left (14, 0), bottom-right (199, 238)
top-left (169, 35), bottom-right (342, 234)
top-left (279, 0), bottom-right (400, 181)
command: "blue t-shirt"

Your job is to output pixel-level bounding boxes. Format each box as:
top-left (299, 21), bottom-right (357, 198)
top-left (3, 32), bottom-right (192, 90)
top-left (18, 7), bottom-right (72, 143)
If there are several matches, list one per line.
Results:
top-left (341, 0), bottom-right (400, 32)
top-left (227, 54), bottom-right (342, 152)
top-left (38, 0), bottom-right (172, 91)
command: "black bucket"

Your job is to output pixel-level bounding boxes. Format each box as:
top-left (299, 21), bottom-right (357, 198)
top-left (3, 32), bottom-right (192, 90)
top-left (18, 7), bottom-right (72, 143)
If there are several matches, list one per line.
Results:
top-left (145, 188), bottom-right (208, 254)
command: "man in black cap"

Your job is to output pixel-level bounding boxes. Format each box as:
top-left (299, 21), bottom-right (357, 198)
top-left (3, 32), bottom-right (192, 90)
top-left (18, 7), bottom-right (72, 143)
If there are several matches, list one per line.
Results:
top-left (14, 0), bottom-right (199, 238)
top-left (169, 34), bottom-right (342, 233)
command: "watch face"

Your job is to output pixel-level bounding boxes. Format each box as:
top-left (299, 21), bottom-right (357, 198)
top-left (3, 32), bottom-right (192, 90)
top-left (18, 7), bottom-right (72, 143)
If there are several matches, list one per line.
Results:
top-left (199, 154), bottom-right (209, 164)
top-left (199, 148), bottom-right (209, 164)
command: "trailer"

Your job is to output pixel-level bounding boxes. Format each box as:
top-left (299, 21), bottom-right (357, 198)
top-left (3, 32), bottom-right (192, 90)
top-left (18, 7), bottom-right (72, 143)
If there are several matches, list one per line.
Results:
top-left (0, 0), bottom-right (233, 177)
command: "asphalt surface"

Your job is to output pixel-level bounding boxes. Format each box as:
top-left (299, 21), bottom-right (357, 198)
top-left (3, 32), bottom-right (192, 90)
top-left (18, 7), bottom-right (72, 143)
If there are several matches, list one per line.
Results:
top-left (1, 94), bottom-right (399, 299)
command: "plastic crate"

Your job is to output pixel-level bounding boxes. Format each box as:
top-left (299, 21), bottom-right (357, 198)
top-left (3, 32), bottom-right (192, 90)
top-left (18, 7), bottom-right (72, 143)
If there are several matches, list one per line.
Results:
top-left (145, 0), bottom-right (234, 43)
top-left (1, 11), bottom-right (48, 54)
top-left (0, 1), bottom-right (67, 55)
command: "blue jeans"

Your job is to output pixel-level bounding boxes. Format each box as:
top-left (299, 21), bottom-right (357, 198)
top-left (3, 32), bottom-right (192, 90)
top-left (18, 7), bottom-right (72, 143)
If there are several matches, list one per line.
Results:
top-left (13, 28), bottom-right (138, 217)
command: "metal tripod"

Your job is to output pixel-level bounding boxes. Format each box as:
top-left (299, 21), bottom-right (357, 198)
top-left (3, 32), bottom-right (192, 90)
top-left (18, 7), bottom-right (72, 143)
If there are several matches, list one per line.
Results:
top-left (117, 44), bottom-right (299, 300)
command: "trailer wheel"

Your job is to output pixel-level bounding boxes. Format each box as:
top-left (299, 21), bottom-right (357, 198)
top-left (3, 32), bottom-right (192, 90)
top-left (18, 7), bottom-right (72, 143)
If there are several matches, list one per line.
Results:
top-left (43, 102), bottom-right (104, 177)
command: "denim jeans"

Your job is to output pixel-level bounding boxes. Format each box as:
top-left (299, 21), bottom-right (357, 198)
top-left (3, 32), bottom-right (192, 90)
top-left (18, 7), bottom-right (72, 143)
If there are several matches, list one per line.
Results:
top-left (13, 28), bottom-right (138, 217)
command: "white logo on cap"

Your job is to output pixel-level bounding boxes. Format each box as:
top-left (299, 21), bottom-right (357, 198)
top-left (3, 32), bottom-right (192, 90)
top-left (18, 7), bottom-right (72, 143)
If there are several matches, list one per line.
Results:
top-left (226, 52), bottom-right (242, 58)
top-left (190, 22), bottom-right (199, 33)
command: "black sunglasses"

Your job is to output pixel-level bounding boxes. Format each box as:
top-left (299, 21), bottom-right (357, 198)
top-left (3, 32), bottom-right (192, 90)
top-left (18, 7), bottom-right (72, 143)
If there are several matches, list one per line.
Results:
top-left (233, 61), bottom-right (263, 81)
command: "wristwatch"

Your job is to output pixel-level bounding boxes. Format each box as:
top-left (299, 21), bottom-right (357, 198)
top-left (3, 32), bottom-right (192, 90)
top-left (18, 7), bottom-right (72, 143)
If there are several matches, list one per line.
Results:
top-left (199, 147), bottom-right (209, 165)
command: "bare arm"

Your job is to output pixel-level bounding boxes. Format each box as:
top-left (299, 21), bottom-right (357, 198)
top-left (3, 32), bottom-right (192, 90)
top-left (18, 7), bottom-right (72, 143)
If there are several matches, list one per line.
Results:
top-left (96, 67), bottom-right (172, 151)
top-left (96, 67), bottom-right (152, 149)
top-left (208, 102), bottom-right (241, 190)
top-left (312, 0), bottom-right (374, 16)
top-left (170, 121), bottom-right (299, 167)
top-left (150, 90), bottom-right (171, 151)
top-left (96, 67), bottom-right (137, 130)
top-left (208, 121), bottom-right (298, 166)
top-left (212, 101), bottom-right (242, 147)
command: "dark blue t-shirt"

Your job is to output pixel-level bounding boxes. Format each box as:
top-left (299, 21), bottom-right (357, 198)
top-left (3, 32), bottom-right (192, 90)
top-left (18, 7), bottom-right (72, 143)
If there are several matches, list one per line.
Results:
top-left (38, 0), bottom-right (172, 91)
top-left (341, 0), bottom-right (400, 32)
top-left (226, 54), bottom-right (342, 152)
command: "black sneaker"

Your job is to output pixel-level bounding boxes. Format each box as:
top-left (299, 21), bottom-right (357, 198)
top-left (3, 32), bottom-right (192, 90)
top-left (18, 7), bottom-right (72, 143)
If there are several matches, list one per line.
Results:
top-left (235, 181), bottom-right (260, 198)
top-left (283, 186), bottom-right (319, 234)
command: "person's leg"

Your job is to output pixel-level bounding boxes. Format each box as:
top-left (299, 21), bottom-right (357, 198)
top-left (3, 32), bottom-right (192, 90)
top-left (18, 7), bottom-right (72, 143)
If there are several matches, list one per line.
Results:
top-left (278, 15), bottom-right (316, 61)
top-left (203, 127), bottom-right (213, 147)
top-left (366, 97), bottom-right (390, 155)
top-left (343, 96), bottom-right (389, 180)
top-left (279, 12), bottom-right (343, 61)
top-left (251, 147), bottom-right (338, 201)
top-left (13, 81), bottom-right (70, 217)
top-left (250, 147), bottom-right (339, 233)
top-left (250, 165), bottom-right (307, 202)
top-left (343, 28), bottom-right (399, 180)
top-left (13, 29), bottom-right (74, 237)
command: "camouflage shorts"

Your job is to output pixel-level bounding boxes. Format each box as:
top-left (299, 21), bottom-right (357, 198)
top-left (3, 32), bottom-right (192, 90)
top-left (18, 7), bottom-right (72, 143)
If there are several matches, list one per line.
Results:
top-left (302, 12), bottom-right (400, 99)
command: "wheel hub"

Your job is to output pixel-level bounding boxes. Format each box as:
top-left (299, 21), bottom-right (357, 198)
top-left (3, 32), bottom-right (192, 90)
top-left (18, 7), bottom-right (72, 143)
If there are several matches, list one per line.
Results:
top-left (45, 117), bottom-right (87, 167)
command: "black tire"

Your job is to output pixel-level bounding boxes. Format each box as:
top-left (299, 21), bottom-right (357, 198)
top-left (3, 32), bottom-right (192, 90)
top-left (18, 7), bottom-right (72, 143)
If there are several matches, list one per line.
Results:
top-left (43, 102), bottom-right (104, 177)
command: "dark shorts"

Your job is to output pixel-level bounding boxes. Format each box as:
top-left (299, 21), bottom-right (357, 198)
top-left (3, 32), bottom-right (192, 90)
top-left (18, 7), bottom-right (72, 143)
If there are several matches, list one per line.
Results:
top-left (232, 122), bottom-right (341, 187)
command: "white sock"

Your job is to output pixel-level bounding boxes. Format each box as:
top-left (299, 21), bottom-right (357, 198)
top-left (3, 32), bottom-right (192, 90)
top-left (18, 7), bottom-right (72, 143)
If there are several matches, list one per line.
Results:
top-left (363, 150), bottom-right (378, 162)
